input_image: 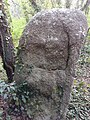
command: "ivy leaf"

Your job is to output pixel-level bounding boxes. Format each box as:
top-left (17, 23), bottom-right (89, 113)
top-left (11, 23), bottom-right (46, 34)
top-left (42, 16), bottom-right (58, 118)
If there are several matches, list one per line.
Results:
top-left (0, 10), bottom-right (4, 17)
top-left (22, 95), bottom-right (26, 103)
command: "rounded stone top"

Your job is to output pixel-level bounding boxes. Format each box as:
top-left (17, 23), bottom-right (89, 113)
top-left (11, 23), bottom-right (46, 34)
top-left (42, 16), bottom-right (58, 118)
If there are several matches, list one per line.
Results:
top-left (18, 9), bottom-right (88, 70)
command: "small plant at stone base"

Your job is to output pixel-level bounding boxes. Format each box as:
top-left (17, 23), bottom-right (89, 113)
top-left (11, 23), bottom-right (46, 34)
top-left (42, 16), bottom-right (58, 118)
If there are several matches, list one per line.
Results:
top-left (0, 80), bottom-right (43, 119)
top-left (0, 80), bottom-right (32, 119)
top-left (0, 80), bottom-right (12, 120)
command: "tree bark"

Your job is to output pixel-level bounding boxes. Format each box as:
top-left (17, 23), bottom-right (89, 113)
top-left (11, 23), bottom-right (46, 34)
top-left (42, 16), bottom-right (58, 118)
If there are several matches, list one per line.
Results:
top-left (0, 0), bottom-right (15, 82)
top-left (29, 0), bottom-right (41, 13)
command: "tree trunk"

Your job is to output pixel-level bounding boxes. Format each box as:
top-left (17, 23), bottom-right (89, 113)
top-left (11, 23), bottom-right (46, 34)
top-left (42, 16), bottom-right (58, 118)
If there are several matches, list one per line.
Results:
top-left (65, 0), bottom-right (72, 8)
top-left (29, 0), bottom-right (41, 13)
top-left (0, 0), bottom-right (15, 82)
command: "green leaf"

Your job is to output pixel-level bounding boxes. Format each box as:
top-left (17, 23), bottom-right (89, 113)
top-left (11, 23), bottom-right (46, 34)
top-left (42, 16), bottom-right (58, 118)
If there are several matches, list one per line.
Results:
top-left (4, 93), bottom-right (8, 99)
top-left (0, 110), bottom-right (3, 117)
top-left (22, 95), bottom-right (26, 103)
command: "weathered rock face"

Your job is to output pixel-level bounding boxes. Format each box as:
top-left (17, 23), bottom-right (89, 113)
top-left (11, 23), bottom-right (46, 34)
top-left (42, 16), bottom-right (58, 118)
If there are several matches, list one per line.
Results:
top-left (14, 9), bottom-right (88, 120)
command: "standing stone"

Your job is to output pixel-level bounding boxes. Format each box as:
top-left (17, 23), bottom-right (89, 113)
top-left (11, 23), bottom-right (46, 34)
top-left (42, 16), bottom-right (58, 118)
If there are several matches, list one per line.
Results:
top-left (14, 9), bottom-right (88, 120)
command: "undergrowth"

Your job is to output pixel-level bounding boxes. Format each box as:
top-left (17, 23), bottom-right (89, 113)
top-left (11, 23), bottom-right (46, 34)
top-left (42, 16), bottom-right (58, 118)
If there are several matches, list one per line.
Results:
top-left (66, 80), bottom-right (90, 120)
top-left (0, 79), bottom-right (90, 120)
top-left (0, 80), bottom-right (33, 119)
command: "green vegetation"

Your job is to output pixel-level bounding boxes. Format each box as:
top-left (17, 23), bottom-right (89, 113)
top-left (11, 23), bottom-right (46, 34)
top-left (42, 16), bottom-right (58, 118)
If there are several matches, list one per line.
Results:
top-left (11, 17), bottom-right (26, 47)
top-left (67, 80), bottom-right (90, 120)
top-left (0, 0), bottom-right (90, 119)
